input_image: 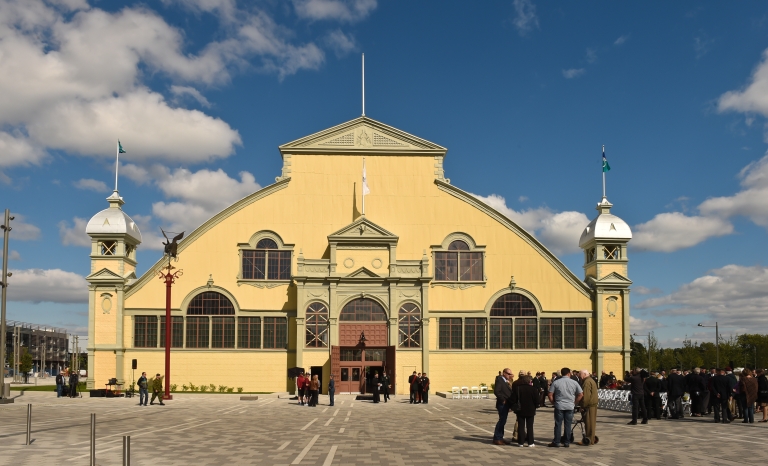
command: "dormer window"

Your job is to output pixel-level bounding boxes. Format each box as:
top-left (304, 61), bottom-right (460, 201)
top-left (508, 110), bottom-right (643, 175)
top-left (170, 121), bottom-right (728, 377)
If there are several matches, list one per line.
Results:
top-left (238, 232), bottom-right (294, 286)
top-left (101, 241), bottom-right (116, 256)
top-left (602, 245), bottom-right (620, 260)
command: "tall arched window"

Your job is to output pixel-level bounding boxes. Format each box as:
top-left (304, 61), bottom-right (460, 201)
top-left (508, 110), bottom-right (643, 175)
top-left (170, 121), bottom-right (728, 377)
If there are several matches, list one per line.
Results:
top-left (242, 238), bottom-right (291, 280)
top-left (435, 239), bottom-right (483, 282)
top-left (305, 302), bottom-right (329, 348)
top-left (489, 293), bottom-right (537, 349)
top-left (340, 298), bottom-right (387, 321)
top-left (187, 291), bottom-right (235, 348)
top-left (398, 303), bottom-right (421, 348)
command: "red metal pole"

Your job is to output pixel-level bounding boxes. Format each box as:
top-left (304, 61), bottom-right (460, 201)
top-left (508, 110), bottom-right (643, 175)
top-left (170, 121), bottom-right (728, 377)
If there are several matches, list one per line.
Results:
top-left (164, 270), bottom-right (172, 400)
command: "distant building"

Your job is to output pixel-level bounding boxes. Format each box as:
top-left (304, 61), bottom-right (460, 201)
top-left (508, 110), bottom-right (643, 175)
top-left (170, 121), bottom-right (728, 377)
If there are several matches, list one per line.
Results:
top-left (4, 321), bottom-right (69, 376)
top-left (84, 116), bottom-right (633, 393)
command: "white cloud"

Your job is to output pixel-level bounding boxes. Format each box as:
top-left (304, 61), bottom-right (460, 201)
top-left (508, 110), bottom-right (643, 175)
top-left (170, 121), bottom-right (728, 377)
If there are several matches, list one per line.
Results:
top-left (718, 51), bottom-right (768, 117)
top-left (562, 68), bottom-right (585, 79)
top-left (74, 178), bottom-right (109, 192)
top-left (614, 35), bottom-right (629, 46)
top-left (324, 29), bottom-right (356, 57)
top-left (632, 212), bottom-right (733, 252)
top-left (9, 214), bottom-right (41, 241)
top-left (629, 315), bottom-right (663, 333)
top-left (586, 48), bottom-right (597, 64)
top-left (693, 35), bottom-right (713, 59)
top-left (636, 264), bottom-right (768, 330)
top-left (472, 193), bottom-right (589, 255)
top-left (0, 131), bottom-right (47, 168)
top-left (512, 0), bottom-right (539, 36)
top-left (0, 250), bottom-right (21, 261)
top-left (170, 85), bottom-right (212, 108)
top-left (518, 196), bottom-right (528, 203)
top-left (58, 217), bottom-right (90, 247)
top-left (634, 286), bottom-right (662, 295)
top-left (293, 0), bottom-right (377, 22)
top-left (699, 153), bottom-right (768, 227)
top-left (7, 268), bottom-right (88, 303)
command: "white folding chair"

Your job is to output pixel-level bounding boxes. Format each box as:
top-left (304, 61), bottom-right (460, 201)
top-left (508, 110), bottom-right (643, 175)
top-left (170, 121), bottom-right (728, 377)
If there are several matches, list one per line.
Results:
top-left (480, 386), bottom-right (489, 399)
top-left (470, 386), bottom-right (480, 399)
top-left (451, 386), bottom-right (461, 399)
top-left (461, 386), bottom-right (470, 399)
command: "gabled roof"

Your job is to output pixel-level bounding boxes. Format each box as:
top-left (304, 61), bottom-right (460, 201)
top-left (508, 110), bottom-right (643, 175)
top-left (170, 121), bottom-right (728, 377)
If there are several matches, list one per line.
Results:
top-left (346, 267), bottom-right (380, 278)
top-left (328, 215), bottom-right (398, 246)
top-left (86, 267), bottom-right (128, 284)
top-left (589, 271), bottom-right (633, 288)
top-left (279, 116), bottom-right (447, 157)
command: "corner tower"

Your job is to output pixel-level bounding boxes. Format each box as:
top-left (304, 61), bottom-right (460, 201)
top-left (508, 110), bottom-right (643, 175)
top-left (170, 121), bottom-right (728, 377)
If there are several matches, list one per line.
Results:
top-left (579, 197), bottom-right (632, 375)
top-left (84, 191), bottom-right (142, 389)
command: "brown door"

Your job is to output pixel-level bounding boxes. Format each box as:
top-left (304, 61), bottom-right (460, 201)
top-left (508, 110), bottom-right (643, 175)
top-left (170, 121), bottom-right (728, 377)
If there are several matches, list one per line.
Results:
top-left (385, 345), bottom-right (396, 394)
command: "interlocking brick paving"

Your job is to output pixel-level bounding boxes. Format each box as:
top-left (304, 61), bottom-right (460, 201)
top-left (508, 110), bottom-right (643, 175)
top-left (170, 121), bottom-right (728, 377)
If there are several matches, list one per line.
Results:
top-left (0, 391), bottom-right (765, 465)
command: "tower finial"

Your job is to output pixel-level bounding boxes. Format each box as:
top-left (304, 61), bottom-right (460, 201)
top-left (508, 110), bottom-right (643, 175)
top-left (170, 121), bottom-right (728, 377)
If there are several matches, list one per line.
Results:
top-left (362, 53), bottom-right (365, 116)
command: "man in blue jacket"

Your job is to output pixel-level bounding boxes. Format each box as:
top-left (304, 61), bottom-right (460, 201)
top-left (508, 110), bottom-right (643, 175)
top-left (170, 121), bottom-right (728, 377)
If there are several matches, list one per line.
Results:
top-left (493, 368), bottom-right (513, 445)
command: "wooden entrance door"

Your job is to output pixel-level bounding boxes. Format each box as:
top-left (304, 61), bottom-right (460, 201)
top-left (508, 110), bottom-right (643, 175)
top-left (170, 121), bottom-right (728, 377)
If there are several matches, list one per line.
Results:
top-left (336, 347), bottom-right (386, 393)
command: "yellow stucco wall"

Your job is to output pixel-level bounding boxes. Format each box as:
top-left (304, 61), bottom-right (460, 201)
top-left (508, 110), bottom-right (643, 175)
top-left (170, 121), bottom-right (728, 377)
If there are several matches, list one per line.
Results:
top-left (397, 350), bottom-right (422, 395)
top-left (337, 249), bottom-right (389, 272)
top-left (599, 262), bottom-right (627, 279)
top-left (602, 295), bottom-right (624, 347)
top-left (94, 307), bottom-right (116, 345)
top-left (602, 352), bottom-right (624, 376)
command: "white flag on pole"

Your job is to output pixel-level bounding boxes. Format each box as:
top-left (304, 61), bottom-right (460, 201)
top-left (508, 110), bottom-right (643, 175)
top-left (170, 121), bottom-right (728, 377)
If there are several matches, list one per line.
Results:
top-left (362, 158), bottom-right (370, 195)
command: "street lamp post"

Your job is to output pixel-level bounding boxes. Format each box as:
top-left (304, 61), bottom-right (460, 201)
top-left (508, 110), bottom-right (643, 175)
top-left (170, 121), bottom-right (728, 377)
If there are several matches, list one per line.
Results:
top-left (157, 229), bottom-right (184, 401)
top-left (698, 322), bottom-right (719, 368)
top-left (633, 333), bottom-right (652, 372)
top-left (0, 209), bottom-right (14, 401)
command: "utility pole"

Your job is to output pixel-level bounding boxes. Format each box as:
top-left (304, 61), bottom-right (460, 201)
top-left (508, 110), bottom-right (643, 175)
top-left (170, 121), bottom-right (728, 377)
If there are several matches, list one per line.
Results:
top-left (698, 322), bottom-right (719, 368)
top-left (0, 209), bottom-right (13, 401)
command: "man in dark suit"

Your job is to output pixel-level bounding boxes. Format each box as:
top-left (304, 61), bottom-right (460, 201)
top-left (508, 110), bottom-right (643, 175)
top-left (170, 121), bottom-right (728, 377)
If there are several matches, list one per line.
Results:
top-left (408, 371), bottom-right (417, 404)
top-left (667, 368), bottom-right (686, 419)
top-left (539, 373), bottom-right (548, 407)
top-left (380, 372), bottom-right (390, 403)
top-left (328, 374), bottom-right (335, 406)
top-left (685, 368), bottom-right (705, 417)
top-left (372, 373), bottom-right (381, 403)
top-left (644, 373), bottom-right (662, 420)
top-left (493, 368), bottom-right (513, 445)
top-left (626, 368), bottom-right (648, 425)
top-left (711, 368), bottom-right (732, 423)
top-left (421, 373), bottom-right (430, 404)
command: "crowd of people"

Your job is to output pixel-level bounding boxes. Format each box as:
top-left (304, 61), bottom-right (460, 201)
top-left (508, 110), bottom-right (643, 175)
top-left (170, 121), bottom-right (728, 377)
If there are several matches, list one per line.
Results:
top-left (408, 371), bottom-right (430, 404)
top-left (295, 373), bottom-right (322, 407)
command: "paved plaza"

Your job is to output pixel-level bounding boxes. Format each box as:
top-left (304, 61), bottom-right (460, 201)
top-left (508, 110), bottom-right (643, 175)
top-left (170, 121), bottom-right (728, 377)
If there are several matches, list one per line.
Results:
top-left (1, 391), bottom-right (766, 465)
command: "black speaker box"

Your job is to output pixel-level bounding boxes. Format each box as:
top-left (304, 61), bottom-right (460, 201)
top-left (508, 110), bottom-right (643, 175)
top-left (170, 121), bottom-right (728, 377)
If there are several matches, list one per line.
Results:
top-left (90, 389), bottom-right (106, 397)
top-left (132, 359), bottom-right (138, 370)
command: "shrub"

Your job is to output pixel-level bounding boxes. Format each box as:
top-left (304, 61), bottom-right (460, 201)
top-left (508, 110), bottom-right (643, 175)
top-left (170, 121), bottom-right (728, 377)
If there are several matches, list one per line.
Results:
top-left (209, 384), bottom-right (216, 392)
top-left (218, 385), bottom-right (226, 393)
top-left (170, 384), bottom-right (177, 392)
top-left (200, 385), bottom-right (208, 393)
top-left (237, 387), bottom-right (243, 393)
top-left (226, 387), bottom-right (234, 393)
top-left (189, 383), bottom-right (198, 392)
top-left (182, 384), bottom-right (189, 392)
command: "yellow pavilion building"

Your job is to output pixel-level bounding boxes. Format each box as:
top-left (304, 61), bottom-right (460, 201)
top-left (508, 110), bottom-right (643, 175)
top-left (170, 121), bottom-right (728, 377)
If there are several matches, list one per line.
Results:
top-left (84, 116), bottom-right (632, 395)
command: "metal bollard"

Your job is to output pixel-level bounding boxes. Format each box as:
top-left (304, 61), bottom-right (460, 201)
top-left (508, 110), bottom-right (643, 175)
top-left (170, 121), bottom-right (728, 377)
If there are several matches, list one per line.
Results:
top-left (90, 413), bottom-right (96, 466)
top-left (25, 404), bottom-right (31, 445)
top-left (123, 435), bottom-right (131, 466)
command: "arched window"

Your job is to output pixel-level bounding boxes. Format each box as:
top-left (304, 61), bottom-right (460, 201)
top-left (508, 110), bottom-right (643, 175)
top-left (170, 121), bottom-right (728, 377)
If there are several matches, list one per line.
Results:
top-left (305, 302), bottom-right (329, 348)
top-left (340, 298), bottom-right (387, 321)
top-left (489, 293), bottom-right (537, 350)
top-left (187, 291), bottom-right (235, 348)
top-left (435, 237), bottom-right (483, 282)
top-left (398, 303), bottom-right (421, 348)
top-left (242, 237), bottom-right (291, 280)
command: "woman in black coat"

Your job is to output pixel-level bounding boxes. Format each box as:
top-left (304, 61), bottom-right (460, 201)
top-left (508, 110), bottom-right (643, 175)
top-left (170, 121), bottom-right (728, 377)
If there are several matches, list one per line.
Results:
top-left (509, 375), bottom-right (539, 446)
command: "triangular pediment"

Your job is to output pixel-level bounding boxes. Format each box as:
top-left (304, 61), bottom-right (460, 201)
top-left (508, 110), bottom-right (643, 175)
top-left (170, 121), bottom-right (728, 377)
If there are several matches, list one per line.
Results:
top-left (346, 267), bottom-right (380, 278)
top-left (279, 116), bottom-right (447, 156)
top-left (86, 267), bottom-right (126, 283)
top-left (328, 216), bottom-right (398, 243)
top-left (593, 271), bottom-right (633, 286)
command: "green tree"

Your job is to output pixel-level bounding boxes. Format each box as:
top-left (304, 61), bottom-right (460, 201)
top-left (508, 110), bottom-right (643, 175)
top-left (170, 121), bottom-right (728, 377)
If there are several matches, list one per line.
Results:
top-left (677, 337), bottom-right (703, 370)
top-left (19, 348), bottom-right (32, 374)
top-left (658, 348), bottom-right (678, 371)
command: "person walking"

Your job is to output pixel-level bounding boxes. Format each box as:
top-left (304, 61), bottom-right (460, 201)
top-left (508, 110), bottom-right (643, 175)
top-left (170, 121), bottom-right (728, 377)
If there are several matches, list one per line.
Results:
top-left (510, 375), bottom-right (538, 447)
top-left (68, 371), bottom-right (79, 398)
top-left (137, 372), bottom-right (149, 406)
top-left (493, 368), bottom-right (513, 445)
top-left (739, 368), bottom-right (758, 423)
top-left (626, 368), bottom-right (648, 425)
top-left (547, 367), bottom-right (583, 448)
top-left (578, 369), bottom-right (598, 445)
top-left (381, 371), bottom-right (391, 403)
top-left (149, 373), bottom-right (165, 405)
top-left (328, 374), bottom-right (335, 407)
top-left (756, 369), bottom-right (768, 422)
top-left (666, 368), bottom-right (685, 419)
top-left (421, 373), bottom-right (430, 404)
top-left (644, 371), bottom-right (662, 420)
top-left (55, 372), bottom-right (64, 398)
top-left (372, 373), bottom-right (381, 404)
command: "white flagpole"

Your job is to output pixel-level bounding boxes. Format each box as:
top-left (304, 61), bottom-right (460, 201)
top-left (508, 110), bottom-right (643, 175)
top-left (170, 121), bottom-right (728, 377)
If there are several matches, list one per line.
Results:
top-left (602, 145), bottom-right (606, 199)
top-left (362, 53), bottom-right (365, 117)
top-left (115, 140), bottom-right (120, 192)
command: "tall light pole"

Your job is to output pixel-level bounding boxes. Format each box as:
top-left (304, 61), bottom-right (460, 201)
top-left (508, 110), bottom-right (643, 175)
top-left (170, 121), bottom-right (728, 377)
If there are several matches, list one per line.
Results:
top-left (0, 209), bottom-right (13, 402)
top-left (633, 333), bottom-right (652, 371)
top-left (158, 229), bottom-right (183, 401)
top-left (698, 322), bottom-right (719, 368)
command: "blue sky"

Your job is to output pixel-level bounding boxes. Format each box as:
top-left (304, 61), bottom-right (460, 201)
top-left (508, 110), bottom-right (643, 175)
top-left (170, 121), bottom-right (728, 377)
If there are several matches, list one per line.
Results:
top-left (3, 0), bottom-right (768, 348)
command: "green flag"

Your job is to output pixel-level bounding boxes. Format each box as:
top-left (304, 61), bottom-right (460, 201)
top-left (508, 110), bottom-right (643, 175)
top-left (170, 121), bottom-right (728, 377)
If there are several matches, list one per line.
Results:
top-left (602, 147), bottom-right (610, 173)
top-left (118, 140), bottom-right (127, 154)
